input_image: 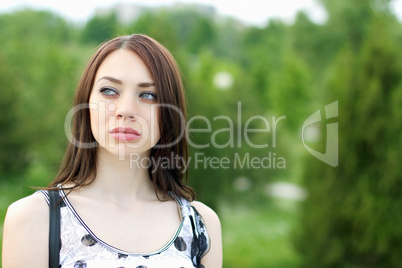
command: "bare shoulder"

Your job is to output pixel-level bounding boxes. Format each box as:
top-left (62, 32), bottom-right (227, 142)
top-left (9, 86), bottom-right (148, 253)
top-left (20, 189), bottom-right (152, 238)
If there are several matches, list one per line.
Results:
top-left (2, 193), bottom-right (49, 268)
top-left (191, 201), bottom-right (221, 225)
top-left (6, 192), bottom-right (48, 217)
top-left (4, 193), bottom-right (49, 230)
top-left (191, 201), bottom-right (223, 267)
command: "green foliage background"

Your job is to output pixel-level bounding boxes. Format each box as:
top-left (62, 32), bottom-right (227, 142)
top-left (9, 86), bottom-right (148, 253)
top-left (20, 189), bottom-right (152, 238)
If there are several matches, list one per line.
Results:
top-left (1, 0), bottom-right (402, 267)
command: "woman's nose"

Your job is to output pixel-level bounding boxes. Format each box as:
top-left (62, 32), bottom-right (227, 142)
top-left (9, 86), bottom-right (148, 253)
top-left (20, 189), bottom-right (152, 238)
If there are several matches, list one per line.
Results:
top-left (115, 93), bottom-right (137, 120)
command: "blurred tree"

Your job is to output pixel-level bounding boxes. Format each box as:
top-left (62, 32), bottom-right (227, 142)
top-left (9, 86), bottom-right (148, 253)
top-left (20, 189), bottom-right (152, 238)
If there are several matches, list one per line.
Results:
top-left (184, 50), bottom-right (236, 207)
top-left (295, 8), bottom-right (402, 267)
top-left (290, 12), bottom-right (324, 73)
top-left (241, 19), bottom-right (289, 67)
top-left (320, 0), bottom-right (375, 49)
top-left (154, 9), bottom-right (218, 54)
top-left (0, 10), bottom-right (81, 183)
top-left (0, 53), bottom-right (29, 175)
top-left (81, 12), bottom-right (119, 44)
top-left (0, 9), bottom-right (70, 44)
top-left (186, 15), bottom-right (217, 53)
top-left (319, 0), bottom-right (393, 51)
top-left (268, 52), bottom-right (312, 132)
top-left (211, 18), bottom-right (243, 61)
top-left (129, 11), bottom-right (179, 52)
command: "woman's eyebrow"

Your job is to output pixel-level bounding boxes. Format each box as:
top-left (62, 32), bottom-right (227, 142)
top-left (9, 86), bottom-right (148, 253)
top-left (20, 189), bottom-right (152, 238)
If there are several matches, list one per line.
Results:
top-left (138, 82), bottom-right (155, 88)
top-left (96, 76), bottom-right (122, 85)
top-left (96, 76), bottom-right (155, 88)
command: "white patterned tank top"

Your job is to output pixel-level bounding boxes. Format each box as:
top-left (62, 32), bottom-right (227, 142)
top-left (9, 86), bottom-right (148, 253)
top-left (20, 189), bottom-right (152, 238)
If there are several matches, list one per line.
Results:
top-left (37, 189), bottom-right (210, 268)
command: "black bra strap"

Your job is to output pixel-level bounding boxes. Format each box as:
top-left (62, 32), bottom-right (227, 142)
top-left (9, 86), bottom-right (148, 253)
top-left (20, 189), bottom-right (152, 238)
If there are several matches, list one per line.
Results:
top-left (49, 190), bottom-right (61, 268)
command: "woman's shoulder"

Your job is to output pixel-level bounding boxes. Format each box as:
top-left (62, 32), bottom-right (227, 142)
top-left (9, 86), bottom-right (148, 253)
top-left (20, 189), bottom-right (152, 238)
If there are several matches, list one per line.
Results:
top-left (190, 201), bottom-right (220, 225)
top-left (4, 192), bottom-right (49, 237)
top-left (189, 201), bottom-right (221, 240)
top-left (5, 191), bottom-right (49, 219)
top-left (2, 193), bottom-right (49, 267)
top-left (190, 201), bottom-right (223, 267)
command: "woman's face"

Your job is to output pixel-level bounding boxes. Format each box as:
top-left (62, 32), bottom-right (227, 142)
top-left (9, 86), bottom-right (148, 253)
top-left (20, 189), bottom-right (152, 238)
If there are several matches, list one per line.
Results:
top-left (89, 49), bottom-right (160, 159)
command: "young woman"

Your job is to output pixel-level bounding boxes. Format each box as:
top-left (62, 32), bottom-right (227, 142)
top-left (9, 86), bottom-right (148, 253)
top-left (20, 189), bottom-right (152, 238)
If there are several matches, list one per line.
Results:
top-left (2, 34), bottom-right (222, 268)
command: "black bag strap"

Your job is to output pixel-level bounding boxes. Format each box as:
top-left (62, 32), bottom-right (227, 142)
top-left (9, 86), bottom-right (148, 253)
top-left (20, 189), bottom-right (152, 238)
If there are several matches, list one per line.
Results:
top-left (49, 190), bottom-right (61, 268)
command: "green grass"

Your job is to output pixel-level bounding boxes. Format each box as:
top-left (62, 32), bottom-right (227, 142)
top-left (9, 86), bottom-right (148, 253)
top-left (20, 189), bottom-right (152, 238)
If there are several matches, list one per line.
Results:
top-left (220, 199), bottom-right (301, 268)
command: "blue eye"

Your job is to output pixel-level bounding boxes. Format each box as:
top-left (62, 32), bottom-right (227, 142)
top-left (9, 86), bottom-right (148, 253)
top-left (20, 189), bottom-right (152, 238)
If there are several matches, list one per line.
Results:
top-left (100, 87), bottom-right (118, 96)
top-left (140, 91), bottom-right (158, 101)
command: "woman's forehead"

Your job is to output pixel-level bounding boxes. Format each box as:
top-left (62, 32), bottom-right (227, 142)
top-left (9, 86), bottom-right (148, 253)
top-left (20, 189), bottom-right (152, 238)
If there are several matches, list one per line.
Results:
top-left (95, 49), bottom-right (154, 85)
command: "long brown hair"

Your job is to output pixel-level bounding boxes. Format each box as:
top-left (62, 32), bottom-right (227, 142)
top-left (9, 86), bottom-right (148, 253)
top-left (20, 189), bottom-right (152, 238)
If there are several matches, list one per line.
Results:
top-left (47, 34), bottom-right (195, 201)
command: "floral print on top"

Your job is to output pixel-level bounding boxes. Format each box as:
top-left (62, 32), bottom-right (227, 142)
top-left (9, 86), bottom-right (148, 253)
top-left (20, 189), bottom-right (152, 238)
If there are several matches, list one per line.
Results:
top-left (37, 189), bottom-right (210, 268)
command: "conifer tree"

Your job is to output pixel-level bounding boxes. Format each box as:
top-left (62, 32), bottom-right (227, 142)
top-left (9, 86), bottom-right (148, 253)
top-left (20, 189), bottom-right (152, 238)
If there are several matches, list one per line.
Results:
top-left (295, 3), bottom-right (402, 266)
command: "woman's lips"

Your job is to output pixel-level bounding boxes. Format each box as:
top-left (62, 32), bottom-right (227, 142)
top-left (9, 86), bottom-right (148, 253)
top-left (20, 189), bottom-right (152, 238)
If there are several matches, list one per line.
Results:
top-left (110, 127), bottom-right (141, 141)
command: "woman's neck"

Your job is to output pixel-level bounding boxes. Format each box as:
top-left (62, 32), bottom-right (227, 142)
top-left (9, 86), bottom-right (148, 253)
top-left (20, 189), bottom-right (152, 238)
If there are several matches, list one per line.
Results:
top-left (87, 148), bottom-right (158, 202)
